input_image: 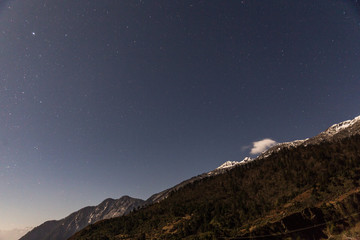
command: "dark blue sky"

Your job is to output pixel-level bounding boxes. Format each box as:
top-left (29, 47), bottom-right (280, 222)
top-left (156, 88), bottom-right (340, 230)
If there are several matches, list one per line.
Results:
top-left (0, 0), bottom-right (360, 230)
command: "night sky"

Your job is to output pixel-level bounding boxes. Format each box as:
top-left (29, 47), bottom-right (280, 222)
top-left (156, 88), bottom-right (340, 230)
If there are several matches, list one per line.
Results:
top-left (1, 0), bottom-right (360, 231)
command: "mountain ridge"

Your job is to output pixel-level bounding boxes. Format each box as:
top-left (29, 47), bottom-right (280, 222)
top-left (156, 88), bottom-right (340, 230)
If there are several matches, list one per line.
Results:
top-left (22, 115), bottom-right (360, 240)
top-left (68, 115), bottom-right (360, 239)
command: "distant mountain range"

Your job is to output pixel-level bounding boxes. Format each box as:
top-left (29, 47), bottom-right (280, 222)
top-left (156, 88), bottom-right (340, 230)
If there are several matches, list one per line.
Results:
top-left (22, 116), bottom-right (360, 240)
top-left (19, 196), bottom-right (144, 240)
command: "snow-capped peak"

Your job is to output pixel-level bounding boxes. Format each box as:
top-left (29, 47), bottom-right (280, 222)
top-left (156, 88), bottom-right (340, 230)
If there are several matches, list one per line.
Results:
top-left (325, 115), bottom-right (360, 136)
top-left (257, 139), bottom-right (307, 159)
top-left (216, 161), bottom-right (240, 170)
top-left (258, 115), bottom-right (360, 159)
top-left (241, 157), bottom-right (253, 163)
top-left (216, 157), bottom-right (253, 170)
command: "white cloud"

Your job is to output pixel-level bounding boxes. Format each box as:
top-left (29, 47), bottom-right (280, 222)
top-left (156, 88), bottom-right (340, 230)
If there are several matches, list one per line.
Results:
top-left (250, 138), bottom-right (277, 155)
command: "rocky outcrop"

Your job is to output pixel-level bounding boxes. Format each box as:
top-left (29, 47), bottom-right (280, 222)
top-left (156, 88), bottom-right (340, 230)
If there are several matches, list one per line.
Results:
top-left (243, 191), bottom-right (360, 239)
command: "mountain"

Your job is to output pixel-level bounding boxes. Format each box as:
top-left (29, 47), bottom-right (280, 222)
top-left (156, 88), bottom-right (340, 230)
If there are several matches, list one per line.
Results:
top-left (69, 115), bottom-right (360, 239)
top-left (19, 196), bottom-right (144, 240)
top-left (20, 157), bottom-right (247, 240)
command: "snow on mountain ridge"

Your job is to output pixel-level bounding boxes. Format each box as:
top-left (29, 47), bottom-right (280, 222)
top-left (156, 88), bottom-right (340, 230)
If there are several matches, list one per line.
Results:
top-left (257, 139), bottom-right (306, 160)
top-left (325, 115), bottom-right (360, 136)
top-left (258, 115), bottom-right (360, 160)
top-left (215, 157), bottom-right (253, 170)
top-left (216, 161), bottom-right (241, 170)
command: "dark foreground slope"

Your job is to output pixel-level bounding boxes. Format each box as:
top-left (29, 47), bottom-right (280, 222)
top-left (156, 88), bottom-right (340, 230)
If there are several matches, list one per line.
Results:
top-left (70, 134), bottom-right (360, 239)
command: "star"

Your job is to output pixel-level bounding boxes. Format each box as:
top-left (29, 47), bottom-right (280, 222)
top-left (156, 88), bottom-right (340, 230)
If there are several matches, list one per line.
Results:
top-left (32, 32), bottom-right (36, 36)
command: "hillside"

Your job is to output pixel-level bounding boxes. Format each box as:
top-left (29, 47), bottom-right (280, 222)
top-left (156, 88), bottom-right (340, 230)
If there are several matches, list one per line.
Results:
top-left (69, 117), bottom-right (360, 239)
